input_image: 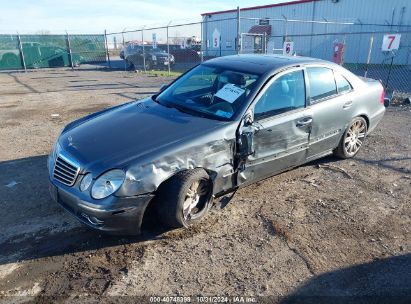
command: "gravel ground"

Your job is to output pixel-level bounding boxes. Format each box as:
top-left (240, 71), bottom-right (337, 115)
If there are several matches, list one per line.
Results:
top-left (0, 68), bottom-right (410, 303)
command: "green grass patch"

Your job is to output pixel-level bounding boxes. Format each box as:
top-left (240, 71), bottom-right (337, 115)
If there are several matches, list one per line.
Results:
top-left (143, 70), bottom-right (182, 77)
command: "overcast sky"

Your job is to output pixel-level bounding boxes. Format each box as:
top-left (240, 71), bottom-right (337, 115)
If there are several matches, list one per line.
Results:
top-left (0, 0), bottom-right (285, 34)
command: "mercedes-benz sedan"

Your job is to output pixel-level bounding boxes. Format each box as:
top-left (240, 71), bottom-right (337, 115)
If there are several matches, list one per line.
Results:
top-left (48, 55), bottom-right (386, 235)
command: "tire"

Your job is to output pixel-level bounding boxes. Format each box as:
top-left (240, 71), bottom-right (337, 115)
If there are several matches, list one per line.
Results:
top-left (156, 169), bottom-right (212, 229)
top-left (125, 60), bottom-right (134, 71)
top-left (335, 117), bottom-right (367, 159)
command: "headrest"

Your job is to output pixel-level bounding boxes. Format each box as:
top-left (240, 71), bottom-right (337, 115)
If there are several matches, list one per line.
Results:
top-left (219, 72), bottom-right (246, 86)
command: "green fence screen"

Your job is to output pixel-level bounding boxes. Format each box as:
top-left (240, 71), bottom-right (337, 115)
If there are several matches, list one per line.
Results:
top-left (0, 35), bottom-right (22, 69)
top-left (0, 34), bottom-right (106, 70)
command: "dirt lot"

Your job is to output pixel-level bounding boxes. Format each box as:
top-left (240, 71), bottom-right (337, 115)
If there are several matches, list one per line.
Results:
top-left (0, 68), bottom-right (410, 303)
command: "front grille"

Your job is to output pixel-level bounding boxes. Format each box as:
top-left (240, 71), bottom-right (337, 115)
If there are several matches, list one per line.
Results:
top-left (53, 154), bottom-right (80, 186)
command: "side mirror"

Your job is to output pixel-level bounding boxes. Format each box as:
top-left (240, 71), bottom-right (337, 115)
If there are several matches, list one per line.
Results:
top-left (239, 131), bottom-right (254, 157)
top-left (243, 112), bottom-right (253, 126)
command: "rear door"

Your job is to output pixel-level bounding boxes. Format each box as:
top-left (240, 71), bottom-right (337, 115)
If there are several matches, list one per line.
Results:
top-left (238, 68), bottom-right (312, 185)
top-left (305, 66), bottom-right (355, 160)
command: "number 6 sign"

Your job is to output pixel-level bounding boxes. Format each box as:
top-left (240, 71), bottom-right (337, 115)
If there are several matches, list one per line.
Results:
top-left (283, 41), bottom-right (294, 56)
top-left (382, 34), bottom-right (401, 51)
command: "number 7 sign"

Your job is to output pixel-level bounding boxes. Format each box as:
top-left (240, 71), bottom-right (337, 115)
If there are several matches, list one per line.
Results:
top-left (382, 34), bottom-right (401, 51)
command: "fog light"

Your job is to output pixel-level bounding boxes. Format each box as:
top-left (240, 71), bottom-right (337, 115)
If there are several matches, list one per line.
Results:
top-left (80, 173), bottom-right (93, 192)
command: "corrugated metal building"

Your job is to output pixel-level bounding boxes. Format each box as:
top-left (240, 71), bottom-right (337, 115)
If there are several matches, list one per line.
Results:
top-left (201, 0), bottom-right (411, 64)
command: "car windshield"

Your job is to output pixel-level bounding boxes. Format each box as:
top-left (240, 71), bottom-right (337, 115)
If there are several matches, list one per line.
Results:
top-left (156, 64), bottom-right (260, 120)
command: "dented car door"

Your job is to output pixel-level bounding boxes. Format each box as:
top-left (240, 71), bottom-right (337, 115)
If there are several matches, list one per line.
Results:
top-left (237, 68), bottom-right (312, 185)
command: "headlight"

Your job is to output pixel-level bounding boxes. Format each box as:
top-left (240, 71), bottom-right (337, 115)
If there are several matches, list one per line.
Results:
top-left (151, 55), bottom-right (157, 61)
top-left (91, 169), bottom-right (125, 199)
top-left (80, 173), bottom-right (93, 192)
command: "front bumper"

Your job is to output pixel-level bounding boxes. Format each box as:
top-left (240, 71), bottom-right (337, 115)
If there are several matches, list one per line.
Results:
top-left (155, 57), bottom-right (174, 66)
top-left (49, 180), bottom-right (154, 235)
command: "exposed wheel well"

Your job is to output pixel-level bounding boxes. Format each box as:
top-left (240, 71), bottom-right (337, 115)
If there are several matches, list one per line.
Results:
top-left (359, 114), bottom-right (370, 129)
top-left (140, 168), bottom-right (214, 230)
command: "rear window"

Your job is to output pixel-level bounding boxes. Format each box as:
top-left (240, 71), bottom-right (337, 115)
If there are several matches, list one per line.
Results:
top-left (307, 67), bottom-right (337, 102)
top-left (335, 72), bottom-right (353, 94)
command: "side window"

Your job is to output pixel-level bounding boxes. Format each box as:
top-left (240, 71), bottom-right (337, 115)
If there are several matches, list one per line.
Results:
top-left (307, 67), bottom-right (337, 102)
top-left (334, 72), bottom-right (353, 94)
top-left (254, 70), bottom-right (305, 119)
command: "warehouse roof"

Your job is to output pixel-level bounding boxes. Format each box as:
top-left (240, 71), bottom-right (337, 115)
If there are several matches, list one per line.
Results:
top-left (201, 0), bottom-right (317, 16)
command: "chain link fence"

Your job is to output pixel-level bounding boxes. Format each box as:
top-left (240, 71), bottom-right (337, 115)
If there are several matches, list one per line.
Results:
top-left (106, 14), bottom-right (411, 99)
top-left (0, 34), bottom-right (106, 70)
top-left (105, 17), bottom-right (239, 75)
top-left (3, 11), bottom-right (410, 99)
top-left (238, 16), bottom-right (411, 97)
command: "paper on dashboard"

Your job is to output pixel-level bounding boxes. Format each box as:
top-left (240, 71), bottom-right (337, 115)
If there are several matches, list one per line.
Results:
top-left (214, 84), bottom-right (245, 103)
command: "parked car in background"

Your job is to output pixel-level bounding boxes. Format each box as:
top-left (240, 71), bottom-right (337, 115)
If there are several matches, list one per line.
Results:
top-left (122, 44), bottom-right (174, 70)
top-left (157, 44), bottom-right (201, 63)
top-left (48, 54), bottom-right (386, 235)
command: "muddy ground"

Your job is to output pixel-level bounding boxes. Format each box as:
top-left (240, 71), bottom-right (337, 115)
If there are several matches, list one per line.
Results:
top-left (0, 68), bottom-right (410, 303)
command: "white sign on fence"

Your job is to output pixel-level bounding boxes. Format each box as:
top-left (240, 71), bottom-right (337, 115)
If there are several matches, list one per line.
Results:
top-left (212, 29), bottom-right (220, 49)
top-left (382, 34), bottom-right (401, 52)
top-left (283, 41), bottom-right (294, 56)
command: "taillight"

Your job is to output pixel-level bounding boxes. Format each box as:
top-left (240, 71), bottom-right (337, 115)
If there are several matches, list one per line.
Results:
top-left (380, 89), bottom-right (385, 105)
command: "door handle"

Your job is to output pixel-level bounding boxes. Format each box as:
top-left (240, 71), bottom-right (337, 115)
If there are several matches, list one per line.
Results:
top-left (296, 117), bottom-right (313, 127)
top-left (343, 101), bottom-right (353, 109)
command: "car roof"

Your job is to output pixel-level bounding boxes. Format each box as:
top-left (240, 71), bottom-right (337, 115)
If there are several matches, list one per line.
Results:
top-left (204, 54), bottom-right (328, 75)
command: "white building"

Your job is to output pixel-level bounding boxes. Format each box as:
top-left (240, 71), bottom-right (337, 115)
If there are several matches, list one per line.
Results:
top-left (201, 0), bottom-right (411, 64)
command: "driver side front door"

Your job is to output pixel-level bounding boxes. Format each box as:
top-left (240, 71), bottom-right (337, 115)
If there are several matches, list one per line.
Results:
top-left (238, 68), bottom-right (312, 185)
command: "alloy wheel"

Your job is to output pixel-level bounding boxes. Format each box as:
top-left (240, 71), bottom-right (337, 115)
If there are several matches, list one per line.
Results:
top-left (344, 119), bottom-right (366, 156)
top-left (182, 179), bottom-right (209, 220)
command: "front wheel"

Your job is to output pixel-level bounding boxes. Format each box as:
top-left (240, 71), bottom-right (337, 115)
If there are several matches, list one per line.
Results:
top-left (156, 169), bottom-right (212, 229)
top-left (335, 117), bottom-right (367, 159)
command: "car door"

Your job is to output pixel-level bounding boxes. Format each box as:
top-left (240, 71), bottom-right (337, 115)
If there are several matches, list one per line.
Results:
top-left (127, 45), bottom-right (143, 66)
top-left (305, 66), bottom-right (356, 160)
top-left (238, 68), bottom-right (313, 185)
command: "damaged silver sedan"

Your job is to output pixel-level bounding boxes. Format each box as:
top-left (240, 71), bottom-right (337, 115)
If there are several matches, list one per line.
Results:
top-left (48, 54), bottom-right (386, 234)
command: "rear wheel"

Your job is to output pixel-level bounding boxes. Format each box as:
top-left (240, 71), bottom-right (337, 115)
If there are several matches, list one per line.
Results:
top-left (335, 117), bottom-right (367, 159)
top-left (156, 169), bottom-right (212, 229)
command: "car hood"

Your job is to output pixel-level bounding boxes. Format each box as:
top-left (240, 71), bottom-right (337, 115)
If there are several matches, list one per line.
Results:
top-left (59, 98), bottom-right (224, 173)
